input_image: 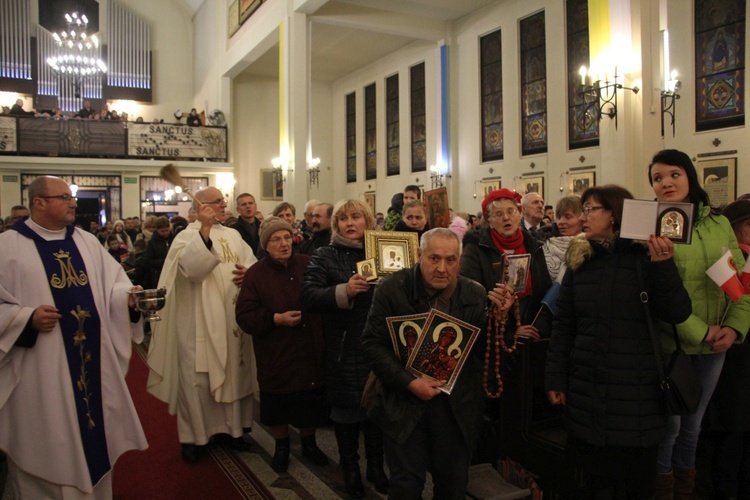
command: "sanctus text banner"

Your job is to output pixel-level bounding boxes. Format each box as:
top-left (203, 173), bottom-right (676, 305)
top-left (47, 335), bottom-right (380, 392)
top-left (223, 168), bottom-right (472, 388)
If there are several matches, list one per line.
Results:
top-left (127, 124), bottom-right (227, 160)
top-left (0, 116), bottom-right (17, 152)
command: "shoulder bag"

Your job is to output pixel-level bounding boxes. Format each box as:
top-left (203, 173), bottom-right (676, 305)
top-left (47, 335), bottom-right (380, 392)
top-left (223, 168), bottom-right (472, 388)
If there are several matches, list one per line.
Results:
top-left (636, 259), bottom-right (703, 415)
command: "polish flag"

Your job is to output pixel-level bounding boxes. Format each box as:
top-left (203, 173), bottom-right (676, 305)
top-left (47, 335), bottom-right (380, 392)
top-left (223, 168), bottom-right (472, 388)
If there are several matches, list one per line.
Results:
top-left (706, 249), bottom-right (745, 301)
top-left (741, 257), bottom-right (750, 288)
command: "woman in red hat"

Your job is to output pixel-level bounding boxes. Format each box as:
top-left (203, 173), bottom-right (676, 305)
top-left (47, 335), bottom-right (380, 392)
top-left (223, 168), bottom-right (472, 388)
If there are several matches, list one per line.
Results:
top-left (461, 188), bottom-right (553, 342)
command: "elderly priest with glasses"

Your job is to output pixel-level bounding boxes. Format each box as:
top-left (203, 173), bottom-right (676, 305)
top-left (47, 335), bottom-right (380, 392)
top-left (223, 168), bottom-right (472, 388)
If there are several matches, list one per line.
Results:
top-left (147, 185), bottom-right (259, 463)
top-left (0, 175), bottom-right (147, 498)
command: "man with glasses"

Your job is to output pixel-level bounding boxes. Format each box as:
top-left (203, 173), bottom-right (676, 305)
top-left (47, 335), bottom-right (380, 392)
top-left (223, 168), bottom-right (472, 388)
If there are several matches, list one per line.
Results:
top-left (8, 205), bottom-right (29, 226)
top-left (234, 193), bottom-right (262, 254)
top-left (299, 202), bottom-right (333, 255)
top-left (147, 185), bottom-right (259, 463)
top-left (300, 199), bottom-right (320, 239)
top-left (0, 176), bottom-right (147, 497)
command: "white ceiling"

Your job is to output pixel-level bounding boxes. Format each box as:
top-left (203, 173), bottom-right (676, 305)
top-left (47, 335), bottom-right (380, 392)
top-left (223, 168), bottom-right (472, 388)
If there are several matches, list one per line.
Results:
top-left (178, 0), bottom-right (499, 82)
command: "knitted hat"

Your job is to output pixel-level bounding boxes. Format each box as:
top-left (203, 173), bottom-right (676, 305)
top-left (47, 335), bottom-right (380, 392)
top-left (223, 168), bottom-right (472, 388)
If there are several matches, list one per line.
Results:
top-left (481, 188), bottom-right (522, 216)
top-left (723, 199), bottom-right (750, 228)
top-left (259, 216), bottom-right (293, 249)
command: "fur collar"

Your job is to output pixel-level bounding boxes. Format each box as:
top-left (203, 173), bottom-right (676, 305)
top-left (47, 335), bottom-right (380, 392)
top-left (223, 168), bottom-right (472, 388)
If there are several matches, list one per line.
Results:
top-left (565, 234), bottom-right (594, 271)
top-left (565, 234), bottom-right (649, 271)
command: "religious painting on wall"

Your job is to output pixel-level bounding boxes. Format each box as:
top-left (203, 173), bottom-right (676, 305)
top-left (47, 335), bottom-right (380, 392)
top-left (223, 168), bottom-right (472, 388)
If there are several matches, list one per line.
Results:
top-left (411, 62), bottom-right (427, 172)
top-left (346, 92), bottom-right (357, 183)
top-left (480, 28), bottom-right (503, 162)
top-left (570, 171), bottom-right (595, 195)
top-left (365, 83), bottom-right (377, 180)
top-left (566, 0), bottom-right (599, 149)
top-left (386, 73), bottom-right (400, 176)
top-left (695, 0), bottom-right (746, 131)
top-left (519, 176), bottom-right (544, 199)
top-left (697, 157), bottom-right (737, 206)
top-left (520, 11), bottom-right (547, 156)
top-left (228, 1), bottom-right (240, 37)
top-left (239, 0), bottom-right (263, 24)
top-left (425, 187), bottom-right (450, 229)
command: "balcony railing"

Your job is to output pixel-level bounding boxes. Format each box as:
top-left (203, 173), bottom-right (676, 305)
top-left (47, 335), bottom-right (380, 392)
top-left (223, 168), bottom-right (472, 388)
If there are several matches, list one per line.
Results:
top-left (0, 116), bottom-right (227, 161)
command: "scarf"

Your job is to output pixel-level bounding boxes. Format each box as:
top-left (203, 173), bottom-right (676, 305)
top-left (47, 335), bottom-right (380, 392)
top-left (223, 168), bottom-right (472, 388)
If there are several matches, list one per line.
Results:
top-left (490, 228), bottom-right (533, 298)
top-left (332, 232), bottom-right (364, 249)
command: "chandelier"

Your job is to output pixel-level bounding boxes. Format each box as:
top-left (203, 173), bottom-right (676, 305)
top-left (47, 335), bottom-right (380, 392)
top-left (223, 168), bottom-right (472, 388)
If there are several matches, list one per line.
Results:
top-left (46, 12), bottom-right (107, 95)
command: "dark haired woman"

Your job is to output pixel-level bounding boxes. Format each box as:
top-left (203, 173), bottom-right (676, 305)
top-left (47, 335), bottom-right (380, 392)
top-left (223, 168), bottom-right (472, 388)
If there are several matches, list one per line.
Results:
top-left (546, 185), bottom-right (691, 498)
top-left (648, 149), bottom-right (750, 498)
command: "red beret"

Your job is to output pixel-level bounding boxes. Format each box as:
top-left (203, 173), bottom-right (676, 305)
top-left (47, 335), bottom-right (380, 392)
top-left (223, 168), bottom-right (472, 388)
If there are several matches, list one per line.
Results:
top-left (481, 188), bottom-right (522, 216)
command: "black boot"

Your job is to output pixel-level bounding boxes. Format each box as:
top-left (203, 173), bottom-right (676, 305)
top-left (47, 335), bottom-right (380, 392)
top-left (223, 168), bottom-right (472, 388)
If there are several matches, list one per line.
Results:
top-left (181, 443), bottom-right (202, 464)
top-left (271, 437), bottom-right (291, 473)
top-left (301, 433), bottom-right (329, 466)
top-left (335, 423), bottom-right (365, 499)
top-left (363, 420), bottom-right (389, 494)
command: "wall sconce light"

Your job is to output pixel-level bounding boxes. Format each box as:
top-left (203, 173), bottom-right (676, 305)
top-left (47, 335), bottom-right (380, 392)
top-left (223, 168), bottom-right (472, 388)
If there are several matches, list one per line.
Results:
top-left (70, 177), bottom-right (79, 197)
top-left (578, 66), bottom-right (640, 130)
top-left (559, 171), bottom-right (569, 193)
top-left (429, 165), bottom-right (444, 189)
top-left (307, 157), bottom-right (321, 187)
top-left (272, 157), bottom-right (285, 187)
top-left (661, 71), bottom-right (681, 137)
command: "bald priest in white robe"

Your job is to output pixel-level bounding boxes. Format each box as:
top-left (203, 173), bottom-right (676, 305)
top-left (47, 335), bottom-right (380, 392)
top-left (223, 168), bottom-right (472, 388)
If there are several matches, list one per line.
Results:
top-left (147, 185), bottom-right (259, 463)
top-left (0, 176), bottom-right (147, 499)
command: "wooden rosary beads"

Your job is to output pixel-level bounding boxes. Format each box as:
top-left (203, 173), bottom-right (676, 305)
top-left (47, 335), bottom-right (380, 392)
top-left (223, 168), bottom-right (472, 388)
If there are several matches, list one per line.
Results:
top-left (483, 261), bottom-right (522, 399)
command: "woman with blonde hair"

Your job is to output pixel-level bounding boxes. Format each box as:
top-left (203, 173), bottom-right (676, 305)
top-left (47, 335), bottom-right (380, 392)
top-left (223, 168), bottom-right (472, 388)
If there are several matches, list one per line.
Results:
top-left (302, 199), bottom-right (388, 497)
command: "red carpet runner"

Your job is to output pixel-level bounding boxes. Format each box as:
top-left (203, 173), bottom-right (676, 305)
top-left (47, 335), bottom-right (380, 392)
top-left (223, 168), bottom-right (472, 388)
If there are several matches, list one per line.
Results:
top-left (112, 344), bottom-right (274, 499)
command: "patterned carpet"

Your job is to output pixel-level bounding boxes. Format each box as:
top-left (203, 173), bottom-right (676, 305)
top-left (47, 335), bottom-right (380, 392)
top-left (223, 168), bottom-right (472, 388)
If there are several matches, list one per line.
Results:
top-left (119, 342), bottom-right (387, 500)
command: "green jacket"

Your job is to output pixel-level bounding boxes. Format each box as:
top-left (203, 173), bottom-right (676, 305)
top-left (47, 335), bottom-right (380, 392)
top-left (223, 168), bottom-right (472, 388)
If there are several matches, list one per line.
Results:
top-left (658, 204), bottom-right (750, 354)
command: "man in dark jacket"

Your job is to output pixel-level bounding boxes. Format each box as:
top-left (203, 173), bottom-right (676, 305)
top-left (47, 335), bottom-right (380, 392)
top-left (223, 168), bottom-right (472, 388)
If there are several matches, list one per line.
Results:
top-left (361, 228), bottom-right (512, 499)
top-left (233, 193), bottom-right (261, 254)
top-left (298, 202), bottom-right (332, 255)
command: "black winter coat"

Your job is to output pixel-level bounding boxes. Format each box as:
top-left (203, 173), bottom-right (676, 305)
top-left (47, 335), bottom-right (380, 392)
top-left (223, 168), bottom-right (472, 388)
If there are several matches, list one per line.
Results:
top-left (141, 232), bottom-right (172, 290)
top-left (460, 227), bottom-right (553, 338)
top-left (301, 243), bottom-right (373, 409)
top-left (361, 266), bottom-right (488, 446)
top-left (545, 236), bottom-right (692, 448)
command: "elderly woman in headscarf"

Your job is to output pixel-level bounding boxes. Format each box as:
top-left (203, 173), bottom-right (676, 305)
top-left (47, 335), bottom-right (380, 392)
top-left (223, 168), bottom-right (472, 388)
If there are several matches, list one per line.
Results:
top-left (236, 217), bottom-right (328, 474)
top-left (461, 188), bottom-right (553, 342)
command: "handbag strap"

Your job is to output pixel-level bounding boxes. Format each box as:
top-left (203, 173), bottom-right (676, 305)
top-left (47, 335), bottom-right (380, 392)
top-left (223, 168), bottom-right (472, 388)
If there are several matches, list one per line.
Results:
top-left (635, 259), bottom-right (670, 389)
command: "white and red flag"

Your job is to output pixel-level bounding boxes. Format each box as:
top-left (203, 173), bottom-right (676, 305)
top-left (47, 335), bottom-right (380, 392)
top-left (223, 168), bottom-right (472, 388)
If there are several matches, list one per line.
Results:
top-left (706, 249), bottom-right (745, 301)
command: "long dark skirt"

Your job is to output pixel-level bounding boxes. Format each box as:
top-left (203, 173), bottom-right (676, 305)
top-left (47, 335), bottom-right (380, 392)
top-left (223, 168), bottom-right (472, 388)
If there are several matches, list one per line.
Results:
top-left (259, 389), bottom-right (329, 428)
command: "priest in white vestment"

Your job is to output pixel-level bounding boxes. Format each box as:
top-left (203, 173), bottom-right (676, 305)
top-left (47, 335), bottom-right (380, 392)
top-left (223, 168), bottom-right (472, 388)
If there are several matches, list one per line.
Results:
top-left (0, 176), bottom-right (147, 499)
top-left (147, 185), bottom-right (258, 463)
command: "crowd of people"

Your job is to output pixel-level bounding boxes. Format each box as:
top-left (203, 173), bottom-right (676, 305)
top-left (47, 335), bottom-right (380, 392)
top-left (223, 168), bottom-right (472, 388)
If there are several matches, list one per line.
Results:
top-left (2, 148), bottom-right (750, 499)
top-left (2, 99), bottom-right (207, 126)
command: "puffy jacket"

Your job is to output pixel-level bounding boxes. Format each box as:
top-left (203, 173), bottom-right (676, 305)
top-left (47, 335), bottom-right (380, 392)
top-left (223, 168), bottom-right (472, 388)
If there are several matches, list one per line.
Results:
top-left (658, 204), bottom-right (750, 354)
top-left (360, 266), bottom-right (487, 446)
top-left (460, 227), bottom-right (553, 338)
top-left (301, 243), bottom-right (373, 409)
top-left (545, 235), bottom-right (692, 447)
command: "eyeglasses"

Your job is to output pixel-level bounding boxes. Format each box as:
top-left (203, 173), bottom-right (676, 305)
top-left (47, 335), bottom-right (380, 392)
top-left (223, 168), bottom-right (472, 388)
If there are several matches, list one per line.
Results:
top-left (267, 234), bottom-right (293, 245)
top-left (41, 194), bottom-right (77, 202)
top-left (490, 208), bottom-right (519, 218)
top-left (582, 205), bottom-right (606, 216)
top-left (204, 198), bottom-right (227, 206)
